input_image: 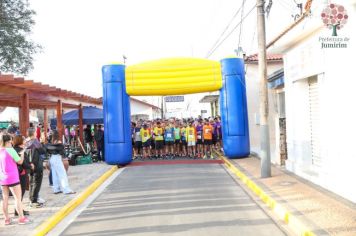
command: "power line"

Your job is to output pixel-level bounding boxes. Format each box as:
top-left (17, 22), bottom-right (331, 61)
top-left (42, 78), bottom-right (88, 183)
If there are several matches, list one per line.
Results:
top-left (205, 1), bottom-right (246, 58)
top-left (237, 0), bottom-right (246, 51)
top-left (244, 17), bottom-right (257, 76)
top-left (276, 0), bottom-right (295, 12)
top-left (280, 0), bottom-right (295, 8)
top-left (206, 4), bottom-right (256, 58)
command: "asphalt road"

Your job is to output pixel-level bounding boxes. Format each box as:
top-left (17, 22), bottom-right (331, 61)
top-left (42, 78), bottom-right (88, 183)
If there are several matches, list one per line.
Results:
top-left (62, 163), bottom-right (287, 236)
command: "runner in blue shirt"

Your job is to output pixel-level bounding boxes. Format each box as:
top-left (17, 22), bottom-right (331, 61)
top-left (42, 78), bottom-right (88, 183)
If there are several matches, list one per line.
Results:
top-left (164, 121), bottom-right (175, 158)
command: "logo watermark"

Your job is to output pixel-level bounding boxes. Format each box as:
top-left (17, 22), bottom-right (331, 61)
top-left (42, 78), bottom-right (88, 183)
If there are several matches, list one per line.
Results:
top-left (320, 3), bottom-right (349, 48)
top-left (319, 36), bottom-right (349, 49)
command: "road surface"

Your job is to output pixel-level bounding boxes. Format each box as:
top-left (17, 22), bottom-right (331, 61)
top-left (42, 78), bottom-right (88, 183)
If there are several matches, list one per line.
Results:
top-left (62, 162), bottom-right (287, 236)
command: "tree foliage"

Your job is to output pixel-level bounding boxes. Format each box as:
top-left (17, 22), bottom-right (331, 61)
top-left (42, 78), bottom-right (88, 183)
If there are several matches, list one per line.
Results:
top-left (0, 0), bottom-right (41, 75)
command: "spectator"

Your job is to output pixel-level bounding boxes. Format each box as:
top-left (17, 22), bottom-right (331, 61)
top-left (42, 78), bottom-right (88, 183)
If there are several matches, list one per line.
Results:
top-left (94, 125), bottom-right (105, 162)
top-left (0, 134), bottom-right (30, 225)
top-left (7, 122), bottom-right (17, 136)
top-left (13, 135), bottom-right (31, 216)
top-left (36, 124), bottom-right (41, 140)
top-left (84, 125), bottom-right (93, 149)
top-left (7, 124), bottom-right (17, 138)
top-left (25, 127), bottom-right (46, 208)
top-left (64, 126), bottom-right (70, 144)
top-left (45, 130), bottom-right (75, 195)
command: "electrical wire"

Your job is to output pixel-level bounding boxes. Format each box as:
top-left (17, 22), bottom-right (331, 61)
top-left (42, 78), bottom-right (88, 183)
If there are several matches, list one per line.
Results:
top-left (206, 4), bottom-right (256, 59)
top-left (205, 1), bottom-right (246, 58)
top-left (280, 0), bottom-right (295, 8)
top-left (244, 17), bottom-right (257, 76)
top-left (237, 0), bottom-right (246, 52)
top-left (276, 0), bottom-right (295, 12)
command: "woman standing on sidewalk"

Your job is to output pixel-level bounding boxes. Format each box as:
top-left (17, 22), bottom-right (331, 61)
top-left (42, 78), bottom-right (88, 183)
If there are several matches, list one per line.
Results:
top-left (45, 130), bottom-right (75, 195)
top-left (0, 134), bottom-right (30, 225)
top-left (13, 135), bottom-right (31, 216)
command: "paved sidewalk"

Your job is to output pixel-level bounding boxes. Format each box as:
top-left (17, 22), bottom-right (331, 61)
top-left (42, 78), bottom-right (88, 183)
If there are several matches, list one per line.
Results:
top-left (0, 162), bottom-right (112, 236)
top-left (230, 156), bottom-right (356, 236)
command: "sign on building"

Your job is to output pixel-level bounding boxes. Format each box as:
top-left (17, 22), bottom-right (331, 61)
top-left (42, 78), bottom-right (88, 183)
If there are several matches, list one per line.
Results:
top-left (165, 96), bottom-right (184, 102)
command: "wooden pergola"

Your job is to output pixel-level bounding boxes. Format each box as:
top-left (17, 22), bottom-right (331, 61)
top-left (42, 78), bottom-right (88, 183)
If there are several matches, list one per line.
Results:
top-left (0, 74), bottom-right (102, 143)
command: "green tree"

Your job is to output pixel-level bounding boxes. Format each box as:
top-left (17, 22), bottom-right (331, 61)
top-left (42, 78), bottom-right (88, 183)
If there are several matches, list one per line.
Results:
top-left (0, 0), bottom-right (41, 75)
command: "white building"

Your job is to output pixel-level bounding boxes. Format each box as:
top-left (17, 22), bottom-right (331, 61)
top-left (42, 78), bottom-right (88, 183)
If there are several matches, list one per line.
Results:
top-left (244, 54), bottom-right (285, 165)
top-left (0, 107), bottom-right (39, 123)
top-left (270, 1), bottom-right (356, 203)
top-left (130, 97), bottom-right (161, 121)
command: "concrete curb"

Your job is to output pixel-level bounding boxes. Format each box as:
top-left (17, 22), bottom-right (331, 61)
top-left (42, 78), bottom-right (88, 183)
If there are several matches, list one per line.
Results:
top-left (33, 166), bottom-right (119, 236)
top-left (215, 152), bottom-right (316, 236)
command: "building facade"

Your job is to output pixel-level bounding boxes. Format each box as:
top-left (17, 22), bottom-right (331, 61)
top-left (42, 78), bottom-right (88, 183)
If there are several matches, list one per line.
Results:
top-left (270, 1), bottom-right (356, 203)
top-left (244, 54), bottom-right (284, 165)
top-left (130, 97), bottom-right (161, 121)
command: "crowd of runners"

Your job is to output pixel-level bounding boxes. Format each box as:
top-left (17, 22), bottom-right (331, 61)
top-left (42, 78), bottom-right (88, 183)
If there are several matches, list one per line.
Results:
top-left (131, 117), bottom-right (222, 160)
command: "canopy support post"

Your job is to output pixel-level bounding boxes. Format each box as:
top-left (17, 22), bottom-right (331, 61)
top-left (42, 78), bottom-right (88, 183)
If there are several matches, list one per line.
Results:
top-left (57, 100), bottom-right (63, 139)
top-left (79, 104), bottom-right (84, 145)
top-left (44, 108), bottom-right (48, 143)
top-left (19, 92), bottom-right (29, 136)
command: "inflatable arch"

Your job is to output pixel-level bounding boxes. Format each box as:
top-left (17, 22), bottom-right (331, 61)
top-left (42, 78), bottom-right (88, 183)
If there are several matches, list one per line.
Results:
top-left (102, 57), bottom-right (250, 165)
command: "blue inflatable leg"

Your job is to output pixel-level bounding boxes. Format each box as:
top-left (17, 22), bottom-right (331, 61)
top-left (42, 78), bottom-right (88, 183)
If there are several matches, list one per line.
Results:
top-left (220, 58), bottom-right (250, 158)
top-left (102, 65), bottom-right (132, 165)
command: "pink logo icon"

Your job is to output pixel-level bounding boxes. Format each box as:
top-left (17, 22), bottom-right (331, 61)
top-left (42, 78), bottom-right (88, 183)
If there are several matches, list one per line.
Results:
top-left (321, 3), bottom-right (348, 36)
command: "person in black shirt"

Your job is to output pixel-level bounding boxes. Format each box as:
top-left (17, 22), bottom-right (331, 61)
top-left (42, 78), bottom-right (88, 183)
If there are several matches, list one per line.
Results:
top-left (25, 128), bottom-right (46, 208)
top-left (45, 130), bottom-right (75, 195)
top-left (94, 125), bottom-right (105, 162)
top-left (84, 125), bottom-right (93, 143)
top-left (84, 125), bottom-right (93, 151)
top-left (13, 135), bottom-right (31, 216)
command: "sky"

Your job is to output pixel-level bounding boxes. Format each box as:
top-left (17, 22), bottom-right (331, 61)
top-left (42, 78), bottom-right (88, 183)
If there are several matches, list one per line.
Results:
top-left (27, 0), bottom-right (299, 113)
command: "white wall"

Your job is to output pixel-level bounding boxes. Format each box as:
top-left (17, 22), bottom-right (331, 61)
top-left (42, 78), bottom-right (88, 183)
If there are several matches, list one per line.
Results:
top-left (282, 1), bottom-right (356, 203)
top-left (130, 100), bottom-right (154, 120)
top-left (246, 62), bottom-right (283, 164)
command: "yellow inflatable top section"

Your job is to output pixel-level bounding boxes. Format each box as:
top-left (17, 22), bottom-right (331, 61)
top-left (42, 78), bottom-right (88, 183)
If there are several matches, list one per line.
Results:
top-left (125, 58), bottom-right (222, 95)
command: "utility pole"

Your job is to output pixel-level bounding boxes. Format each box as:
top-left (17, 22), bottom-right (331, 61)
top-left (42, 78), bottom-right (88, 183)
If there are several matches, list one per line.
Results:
top-left (161, 96), bottom-right (164, 119)
top-left (257, 0), bottom-right (271, 178)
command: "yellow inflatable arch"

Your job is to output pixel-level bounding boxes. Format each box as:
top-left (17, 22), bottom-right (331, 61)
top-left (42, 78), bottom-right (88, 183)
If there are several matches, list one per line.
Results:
top-left (125, 58), bottom-right (223, 95)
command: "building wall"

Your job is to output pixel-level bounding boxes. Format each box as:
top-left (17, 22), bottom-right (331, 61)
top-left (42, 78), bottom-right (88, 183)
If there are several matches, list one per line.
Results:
top-left (282, 1), bottom-right (356, 203)
top-left (245, 62), bottom-right (283, 164)
top-left (130, 99), bottom-right (155, 120)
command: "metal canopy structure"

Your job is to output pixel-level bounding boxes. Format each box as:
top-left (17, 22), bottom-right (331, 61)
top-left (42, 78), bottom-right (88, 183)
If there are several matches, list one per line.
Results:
top-left (0, 74), bottom-right (102, 142)
top-left (0, 74), bottom-right (101, 109)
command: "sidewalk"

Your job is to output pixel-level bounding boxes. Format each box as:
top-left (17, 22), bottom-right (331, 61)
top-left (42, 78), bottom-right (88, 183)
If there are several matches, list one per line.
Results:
top-left (0, 162), bottom-right (112, 236)
top-left (229, 156), bottom-right (356, 236)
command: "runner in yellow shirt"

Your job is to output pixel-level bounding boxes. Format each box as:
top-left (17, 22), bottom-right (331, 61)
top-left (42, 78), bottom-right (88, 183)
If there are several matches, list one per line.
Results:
top-left (153, 122), bottom-right (164, 158)
top-left (186, 121), bottom-right (196, 158)
top-left (140, 124), bottom-right (151, 159)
